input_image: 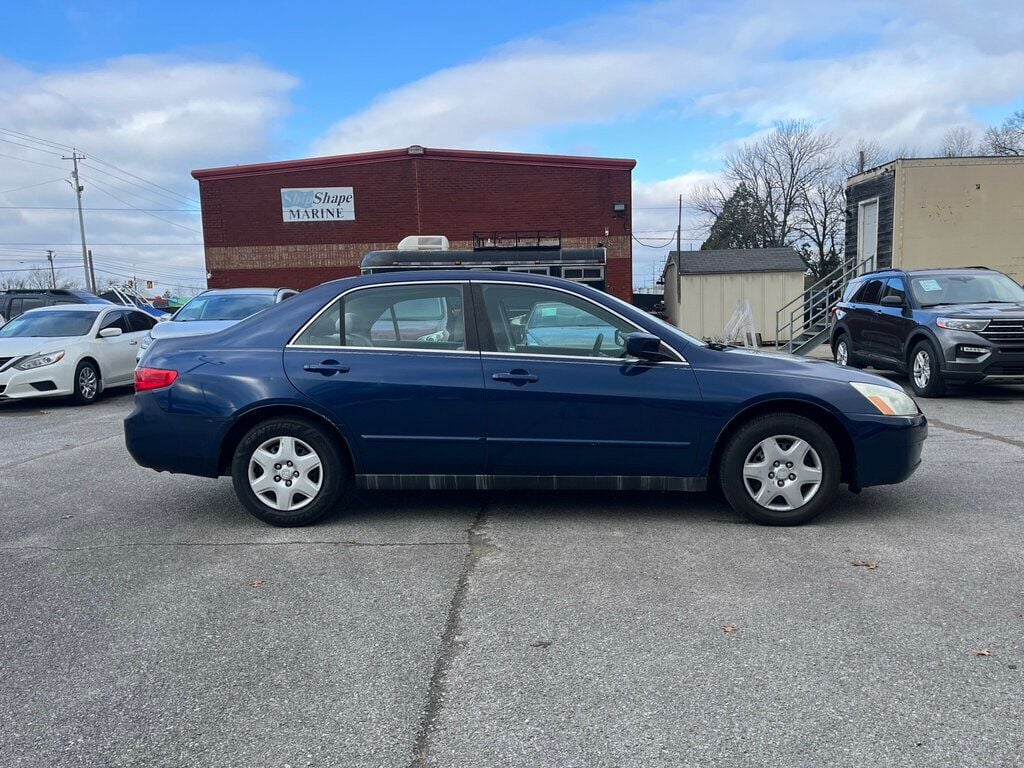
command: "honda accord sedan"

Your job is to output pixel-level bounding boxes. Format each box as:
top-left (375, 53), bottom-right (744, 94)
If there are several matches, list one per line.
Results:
top-left (125, 272), bottom-right (927, 527)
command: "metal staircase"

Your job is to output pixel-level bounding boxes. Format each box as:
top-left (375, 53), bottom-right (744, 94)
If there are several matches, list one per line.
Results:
top-left (775, 256), bottom-right (875, 355)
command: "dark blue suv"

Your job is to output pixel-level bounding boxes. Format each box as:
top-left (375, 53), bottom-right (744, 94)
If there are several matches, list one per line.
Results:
top-left (125, 272), bottom-right (926, 527)
top-left (831, 267), bottom-right (1024, 397)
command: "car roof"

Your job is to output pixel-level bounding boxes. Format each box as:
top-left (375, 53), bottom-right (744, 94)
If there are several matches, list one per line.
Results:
top-left (325, 269), bottom-right (604, 291)
top-left (22, 303), bottom-right (110, 313)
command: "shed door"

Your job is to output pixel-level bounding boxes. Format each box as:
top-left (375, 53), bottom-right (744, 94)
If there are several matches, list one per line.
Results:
top-left (858, 200), bottom-right (879, 273)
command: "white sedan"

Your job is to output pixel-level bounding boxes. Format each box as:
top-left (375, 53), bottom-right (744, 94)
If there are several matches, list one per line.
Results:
top-left (0, 304), bottom-right (157, 405)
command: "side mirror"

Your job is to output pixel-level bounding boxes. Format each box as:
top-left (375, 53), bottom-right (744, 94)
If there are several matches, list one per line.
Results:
top-left (880, 295), bottom-right (905, 307)
top-left (99, 327), bottom-right (123, 338)
top-left (157, 314), bottom-right (170, 322)
top-left (626, 332), bottom-right (664, 361)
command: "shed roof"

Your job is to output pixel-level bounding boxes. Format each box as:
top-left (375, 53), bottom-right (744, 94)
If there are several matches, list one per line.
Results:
top-left (192, 145), bottom-right (637, 181)
top-left (668, 247), bottom-right (807, 275)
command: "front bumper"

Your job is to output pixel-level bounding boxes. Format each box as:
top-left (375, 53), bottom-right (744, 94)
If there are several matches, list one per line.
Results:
top-left (124, 391), bottom-right (228, 477)
top-left (848, 412), bottom-right (927, 489)
top-left (937, 330), bottom-right (1024, 382)
top-left (0, 361), bottom-right (74, 400)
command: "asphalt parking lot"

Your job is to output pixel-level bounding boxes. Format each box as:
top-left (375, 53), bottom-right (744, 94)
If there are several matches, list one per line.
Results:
top-left (1, 377), bottom-right (1022, 768)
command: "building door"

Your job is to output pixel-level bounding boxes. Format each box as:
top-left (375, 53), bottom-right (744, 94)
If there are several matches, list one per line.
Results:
top-left (858, 200), bottom-right (879, 273)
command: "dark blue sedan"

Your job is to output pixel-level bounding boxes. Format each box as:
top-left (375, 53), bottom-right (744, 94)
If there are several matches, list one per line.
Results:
top-left (125, 272), bottom-right (926, 526)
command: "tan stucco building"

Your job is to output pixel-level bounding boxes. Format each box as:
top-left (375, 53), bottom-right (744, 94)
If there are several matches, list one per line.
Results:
top-left (662, 248), bottom-right (807, 341)
top-left (845, 156), bottom-right (1024, 283)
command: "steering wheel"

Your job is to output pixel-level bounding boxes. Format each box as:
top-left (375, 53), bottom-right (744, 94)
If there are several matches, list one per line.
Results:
top-left (591, 333), bottom-right (605, 356)
top-left (614, 329), bottom-right (625, 347)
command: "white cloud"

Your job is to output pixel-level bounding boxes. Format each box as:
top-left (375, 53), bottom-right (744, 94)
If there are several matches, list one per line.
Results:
top-left (0, 55), bottom-right (296, 292)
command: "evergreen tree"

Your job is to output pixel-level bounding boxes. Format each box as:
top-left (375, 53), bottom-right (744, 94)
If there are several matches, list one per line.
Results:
top-left (700, 183), bottom-right (769, 250)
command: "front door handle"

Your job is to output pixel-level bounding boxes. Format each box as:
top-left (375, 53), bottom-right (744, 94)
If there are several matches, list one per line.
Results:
top-left (128, 339), bottom-right (139, 346)
top-left (492, 371), bottom-right (539, 384)
top-left (303, 360), bottom-right (350, 376)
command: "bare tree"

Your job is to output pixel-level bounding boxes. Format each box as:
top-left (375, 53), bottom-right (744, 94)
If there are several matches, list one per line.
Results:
top-left (793, 171), bottom-right (846, 280)
top-left (939, 126), bottom-right (977, 157)
top-left (981, 109), bottom-right (1024, 156)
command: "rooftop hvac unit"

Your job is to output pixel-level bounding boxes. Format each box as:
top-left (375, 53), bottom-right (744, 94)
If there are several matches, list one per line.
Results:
top-left (397, 235), bottom-right (450, 251)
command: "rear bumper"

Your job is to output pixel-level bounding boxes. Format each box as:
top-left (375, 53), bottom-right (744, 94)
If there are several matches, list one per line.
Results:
top-left (848, 412), bottom-right (927, 489)
top-left (124, 392), bottom-right (227, 477)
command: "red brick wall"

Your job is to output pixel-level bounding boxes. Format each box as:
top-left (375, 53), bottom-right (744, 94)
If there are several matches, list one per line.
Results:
top-left (198, 153), bottom-right (634, 301)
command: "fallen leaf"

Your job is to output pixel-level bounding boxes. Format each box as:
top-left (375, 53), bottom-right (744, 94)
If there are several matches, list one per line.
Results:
top-left (973, 649), bottom-right (992, 657)
top-left (530, 640), bottom-right (552, 648)
top-left (721, 624), bottom-right (738, 634)
top-left (249, 580), bottom-right (265, 588)
top-left (851, 561), bottom-right (879, 570)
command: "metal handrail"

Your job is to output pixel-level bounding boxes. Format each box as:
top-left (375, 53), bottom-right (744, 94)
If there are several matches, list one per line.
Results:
top-left (775, 255), bottom-right (875, 353)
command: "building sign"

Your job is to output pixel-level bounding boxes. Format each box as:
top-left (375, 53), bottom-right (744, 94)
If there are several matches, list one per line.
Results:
top-left (281, 187), bottom-right (355, 222)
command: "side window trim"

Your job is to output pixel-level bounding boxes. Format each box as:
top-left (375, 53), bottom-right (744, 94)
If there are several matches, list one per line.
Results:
top-left (288, 281), bottom-right (480, 354)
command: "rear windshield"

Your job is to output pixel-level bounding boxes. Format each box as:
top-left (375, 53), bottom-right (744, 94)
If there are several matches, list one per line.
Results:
top-left (0, 311), bottom-right (97, 338)
top-left (910, 273), bottom-right (1024, 306)
top-left (174, 294), bottom-right (275, 322)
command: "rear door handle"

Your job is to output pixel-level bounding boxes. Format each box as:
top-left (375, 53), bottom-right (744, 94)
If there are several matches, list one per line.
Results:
top-left (128, 340), bottom-right (139, 346)
top-left (492, 371), bottom-right (539, 384)
top-left (303, 360), bottom-right (350, 376)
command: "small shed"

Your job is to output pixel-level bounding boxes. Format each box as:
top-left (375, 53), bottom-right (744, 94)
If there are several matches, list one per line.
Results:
top-left (662, 247), bottom-right (807, 340)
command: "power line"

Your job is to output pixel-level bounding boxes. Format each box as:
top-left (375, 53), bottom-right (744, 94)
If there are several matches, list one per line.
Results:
top-left (0, 152), bottom-right (70, 171)
top-left (80, 174), bottom-right (203, 234)
top-left (79, 161), bottom-right (200, 209)
top-left (0, 178), bottom-right (68, 196)
top-left (0, 136), bottom-right (65, 157)
top-left (0, 205), bottom-right (200, 212)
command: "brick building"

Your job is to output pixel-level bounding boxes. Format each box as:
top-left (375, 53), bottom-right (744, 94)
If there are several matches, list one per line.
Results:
top-left (191, 145), bottom-right (636, 301)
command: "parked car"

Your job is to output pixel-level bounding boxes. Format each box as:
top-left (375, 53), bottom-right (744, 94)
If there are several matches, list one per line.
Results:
top-left (0, 288), bottom-right (111, 327)
top-left (0, 304), bottom-right (157, 404)
top-left (126, 272), bottom-right (926, 527)
top-left (137, 287), bottom-right (297, 361)
top-left (831, 267), bottom-right (1024, 397)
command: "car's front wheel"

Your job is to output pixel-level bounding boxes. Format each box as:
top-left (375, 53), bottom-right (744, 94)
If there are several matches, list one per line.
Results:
top-left (71, 360), bottom-right (100, 405)
top-left (719, 413), bottom-right (841, 526)
top-left (231, 417), bottom-right (349, 526)
top-left (909, 340), bottom-right (946, 397)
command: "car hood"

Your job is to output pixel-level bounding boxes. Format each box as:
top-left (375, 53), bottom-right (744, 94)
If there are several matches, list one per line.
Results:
top-left (694, 345), bottom-right (899, 388)
top-left (925, 302), bottom-right (1024, 318)
top-left (0, 336), bottom-right (74, 359)
top-left (151, 319), bottom-right (239, 339)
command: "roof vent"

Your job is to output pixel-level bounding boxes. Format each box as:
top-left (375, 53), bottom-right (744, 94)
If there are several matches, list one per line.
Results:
top-left (397, 235), bottom-right (449, 251)
top-left (407, 145), bottom-right (425, 155)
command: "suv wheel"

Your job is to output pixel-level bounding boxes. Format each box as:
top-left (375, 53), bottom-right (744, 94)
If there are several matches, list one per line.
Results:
top-left (909, 340), bottom-right (946, 398)
top-left (833, 334), bottom-right (863, 369)
top-left (720, 413), bottom-right (841, 526)
top-left (231, 417), bottom-right (350, 526)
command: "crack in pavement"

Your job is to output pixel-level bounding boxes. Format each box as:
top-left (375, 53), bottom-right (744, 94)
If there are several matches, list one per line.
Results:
top-left (0, 433), bottom-right (122, 471)
top-left (0, 540), bottom-right (466, 553)
top-left (408, 502), bottom-right (496, 768)
top-left (927, 418), bottom-right (1024, 450)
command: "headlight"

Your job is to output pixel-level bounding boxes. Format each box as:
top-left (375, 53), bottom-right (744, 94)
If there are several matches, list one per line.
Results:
top-left (15, 350), bottom-right (65, 371)
top-left (850, 382), bottom-right (918, 416)
top-left (937, 317), bottom-right (989, 332)
top-left (140, 332), bottom-right (154, 350)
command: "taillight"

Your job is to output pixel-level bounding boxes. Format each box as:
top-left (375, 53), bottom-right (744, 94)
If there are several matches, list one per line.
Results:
top-left (135, 367), bottom-right (178, 391)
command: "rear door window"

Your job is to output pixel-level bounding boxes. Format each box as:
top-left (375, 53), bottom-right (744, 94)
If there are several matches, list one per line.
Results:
top-left (853, 278), bottom-right (885, 305)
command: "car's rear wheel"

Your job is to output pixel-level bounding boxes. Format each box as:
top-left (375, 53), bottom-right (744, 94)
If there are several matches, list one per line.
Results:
top-left (71, 361), bottom-right (100, 405)
top-left (909, 340), bottom-right (946, 397)
top-left (231, 417), bottom-right (349, 526)
top-left (719, 414), bottom-right (841, 526)
top-left (833, 333), bottom-right (863, 369)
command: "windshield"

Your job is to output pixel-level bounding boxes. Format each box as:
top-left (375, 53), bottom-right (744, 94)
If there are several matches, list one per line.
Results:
top-left (173, 294), bottom-right (275, 322)
top-left (911, 273), bottom-right (1024, 306)
top-left (0, 310), bottom-right (97, 338)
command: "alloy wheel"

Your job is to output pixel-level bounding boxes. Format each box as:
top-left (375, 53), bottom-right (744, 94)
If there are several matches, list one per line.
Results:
top-left (247, 436), bottom-right (323, 511)
top-left (742, 434), bottom-right (823, 511)
top-left (913, 350), bottom-right (931, 390)
top-left (835, 340), bottom-right (849, 366)
top-left (78, 367), bottom-right (98, 400)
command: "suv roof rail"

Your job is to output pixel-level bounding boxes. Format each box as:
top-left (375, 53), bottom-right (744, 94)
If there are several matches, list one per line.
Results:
top-left (1, 288), bottom-right (78, 296)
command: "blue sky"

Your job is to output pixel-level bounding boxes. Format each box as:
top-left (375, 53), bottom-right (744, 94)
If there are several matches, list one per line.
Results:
top-left (1, 0), bottom-right (1022, 291)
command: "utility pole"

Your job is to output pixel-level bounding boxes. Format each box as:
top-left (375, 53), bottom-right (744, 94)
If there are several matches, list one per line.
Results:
top-left (63, 150), bottom-right (92, 293)
top-left (46, 250), bottom-right (56, 288)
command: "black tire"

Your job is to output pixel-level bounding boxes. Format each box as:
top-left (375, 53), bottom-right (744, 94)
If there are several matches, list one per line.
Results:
top-left (719, 413), bottom-right (841, 526)
top-left (231, 417), bottom-right (350, 526)
top-left (908, 340), bottom-right (946, 397)
top-left (832, 333), bottom-right (864, 369)
top-left (71, 360), bottom-right (100, 405)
